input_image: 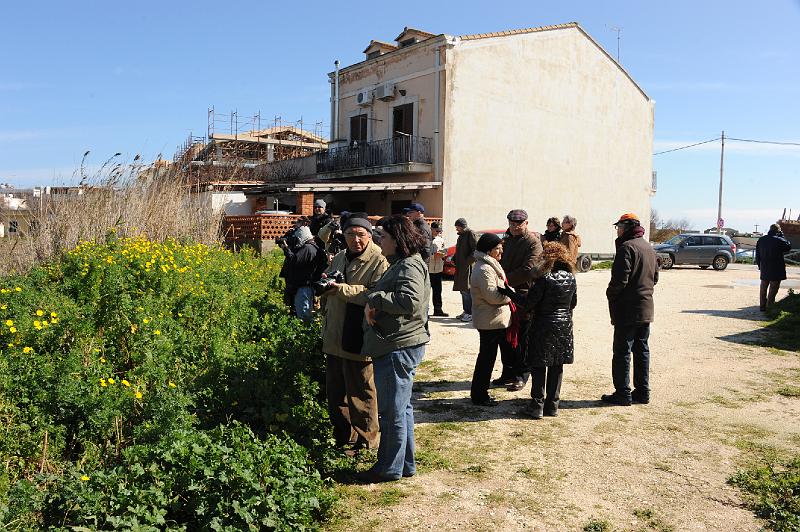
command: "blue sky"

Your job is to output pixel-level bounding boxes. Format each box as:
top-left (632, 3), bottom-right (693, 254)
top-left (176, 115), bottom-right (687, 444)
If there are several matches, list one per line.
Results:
top-left (2, 0), bottom-right (798, 232)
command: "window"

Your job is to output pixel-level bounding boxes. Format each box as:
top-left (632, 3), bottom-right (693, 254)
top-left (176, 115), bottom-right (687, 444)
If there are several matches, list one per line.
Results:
top-left (392, 103), bottom-right (414, 137)
top-left (9, 220), bottom-right (19, 233)
top-left (399, 38), bottom-right (417, 48)
top-left (366, 51), bottom-right (381, 59)
top-left (686, 236), bottom-right (701, 246)
top-left (702, 236), bottom-right (722, 245)
top-left (350, 114), bottom-right (368, 144)
top-left (349, 201), bottom-right (366, 212)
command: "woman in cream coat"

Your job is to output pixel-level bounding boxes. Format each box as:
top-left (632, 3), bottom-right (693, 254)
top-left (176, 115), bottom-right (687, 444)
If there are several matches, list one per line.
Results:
top-left (469, 233), bottom-right (511, 406)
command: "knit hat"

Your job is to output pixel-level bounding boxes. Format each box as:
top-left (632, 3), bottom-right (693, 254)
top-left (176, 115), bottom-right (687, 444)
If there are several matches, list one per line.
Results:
top-left (293, 225), bottom-right (313, 244)
top-left (431, 222), bottom-right (441, 231)
top-left (343, 213), bottom-right (372, 232)
top-left (476, 232), bottom-right (502, 253)
top-left (314, 199), bottom-right (326, 209)
top-left (454, 218), bottom-right (468, 228)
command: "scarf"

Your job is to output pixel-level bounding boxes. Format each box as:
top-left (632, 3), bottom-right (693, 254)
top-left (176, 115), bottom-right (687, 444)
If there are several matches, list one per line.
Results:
top-left (615, 225), bottom-right (646, 249)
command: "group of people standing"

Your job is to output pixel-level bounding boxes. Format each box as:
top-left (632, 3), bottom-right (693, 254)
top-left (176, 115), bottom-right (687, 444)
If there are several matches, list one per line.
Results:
top-left (277, 200), bottom-right (659, 483)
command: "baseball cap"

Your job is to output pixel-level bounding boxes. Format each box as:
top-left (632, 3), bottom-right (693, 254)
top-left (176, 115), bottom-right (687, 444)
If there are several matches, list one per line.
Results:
top-left (613, 213), bottom-right (640, 226)
top-left (408, 202), bottom-right (425, 213)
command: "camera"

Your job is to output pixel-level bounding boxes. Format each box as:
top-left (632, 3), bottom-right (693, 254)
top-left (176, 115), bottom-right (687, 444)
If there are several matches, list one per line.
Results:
top-left (328, 220), bottom-right (340, 232)
top-left (313, 270), bottom-right (345, 295)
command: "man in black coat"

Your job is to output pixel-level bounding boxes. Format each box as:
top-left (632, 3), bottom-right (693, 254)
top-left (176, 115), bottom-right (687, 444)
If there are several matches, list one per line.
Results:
top-left (309, 199), bottom-right (333, 237)
top-left (755, 224), bottom-right (792, 311)
top-left (602, 213), bottom-right (659, 406)
top-left (406, 202), bottom-right (432, 262)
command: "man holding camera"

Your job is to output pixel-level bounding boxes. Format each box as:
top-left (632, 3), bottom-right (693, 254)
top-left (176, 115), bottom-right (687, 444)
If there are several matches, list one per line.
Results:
top-left (320, 214), bottom-right (388, 453)
top-left (278, 225), bottom-right (328, 321)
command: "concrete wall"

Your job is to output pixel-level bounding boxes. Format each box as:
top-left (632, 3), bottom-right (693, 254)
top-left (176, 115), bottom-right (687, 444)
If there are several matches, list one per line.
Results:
top-left (442, 27), bottom-right (654, 254)
top-left (332, 41), bottom-right (447, 217)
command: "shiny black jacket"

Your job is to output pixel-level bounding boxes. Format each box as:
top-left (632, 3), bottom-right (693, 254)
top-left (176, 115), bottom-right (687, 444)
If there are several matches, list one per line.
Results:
top-left (523, 268), bottom-right (577, 367)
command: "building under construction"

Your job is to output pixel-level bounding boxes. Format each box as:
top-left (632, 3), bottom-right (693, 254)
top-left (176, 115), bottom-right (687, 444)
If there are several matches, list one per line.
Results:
top-left (173, 109), bottom-right (327, 184)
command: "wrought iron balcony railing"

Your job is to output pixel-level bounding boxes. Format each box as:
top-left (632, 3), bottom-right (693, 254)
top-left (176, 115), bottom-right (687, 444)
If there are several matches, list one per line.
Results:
top-left (316, 135), bottom-right (432, 174)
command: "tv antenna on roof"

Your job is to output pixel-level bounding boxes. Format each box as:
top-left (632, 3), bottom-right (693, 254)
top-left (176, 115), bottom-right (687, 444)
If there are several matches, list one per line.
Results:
top-left (607, 25), bottom-right (622, 63)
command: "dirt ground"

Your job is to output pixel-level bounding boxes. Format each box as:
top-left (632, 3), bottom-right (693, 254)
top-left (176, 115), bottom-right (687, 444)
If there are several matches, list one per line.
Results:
top-left (332, 263), bottom-right (800, 531)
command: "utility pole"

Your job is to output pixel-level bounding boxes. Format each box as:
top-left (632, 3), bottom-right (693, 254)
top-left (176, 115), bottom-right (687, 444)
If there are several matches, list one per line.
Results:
top-left (717, 130), bottom-right (725, 234)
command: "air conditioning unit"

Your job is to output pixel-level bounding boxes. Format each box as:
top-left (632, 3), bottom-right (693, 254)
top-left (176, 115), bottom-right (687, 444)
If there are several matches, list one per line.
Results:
top-left (376, 82), bottom-right (397, 101)
top-left (356, 89), bottom-right (373, 106)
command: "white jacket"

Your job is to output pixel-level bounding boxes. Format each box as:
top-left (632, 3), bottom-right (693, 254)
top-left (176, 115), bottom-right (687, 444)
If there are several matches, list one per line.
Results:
top-left (469, 251), bottom-right (511, 330)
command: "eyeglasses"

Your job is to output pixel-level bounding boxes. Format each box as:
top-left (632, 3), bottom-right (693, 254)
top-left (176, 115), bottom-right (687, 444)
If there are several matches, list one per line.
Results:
top-left (345, 231), bottom-right (370, 239)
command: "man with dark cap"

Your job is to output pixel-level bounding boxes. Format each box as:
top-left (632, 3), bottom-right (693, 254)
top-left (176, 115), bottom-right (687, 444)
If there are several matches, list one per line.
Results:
top-left (602, 212), bottom-right (659, 406)
top-left (407, 202), bottom-right (431, 262)
top-left (310, 199), bottom-right (333, 237)
top-left (453, 218), bottom-right (477, 321)
top-left (319, 213), bottom-right (388, 454)
top-left (498, 208), bottom-right (543, 391)
top-left (429, 222), bottom-right (448, 316)
top-left (755, 223), bottom-right (792, 311)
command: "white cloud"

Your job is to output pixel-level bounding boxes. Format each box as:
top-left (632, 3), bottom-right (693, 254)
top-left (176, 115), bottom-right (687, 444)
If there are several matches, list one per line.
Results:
top-left (0, 130), bottom-right (46, 142)
top-left (0, 82), bottom-right (46, 91)
top-left (645, 81), bottom-right (732, 91)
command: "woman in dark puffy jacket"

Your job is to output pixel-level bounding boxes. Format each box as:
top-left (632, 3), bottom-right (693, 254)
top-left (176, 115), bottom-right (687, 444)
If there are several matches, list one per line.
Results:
top-left (518, 241), bottom-right (577, 419)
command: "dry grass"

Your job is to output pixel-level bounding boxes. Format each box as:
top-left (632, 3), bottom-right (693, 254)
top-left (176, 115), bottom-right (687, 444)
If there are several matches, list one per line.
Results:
top-left (1, 157), bottom-right (225, 274)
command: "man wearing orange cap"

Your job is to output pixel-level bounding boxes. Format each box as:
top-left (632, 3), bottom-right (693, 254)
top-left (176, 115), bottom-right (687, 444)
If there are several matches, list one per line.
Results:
top-left (602, 213), bottom-right (659, 406)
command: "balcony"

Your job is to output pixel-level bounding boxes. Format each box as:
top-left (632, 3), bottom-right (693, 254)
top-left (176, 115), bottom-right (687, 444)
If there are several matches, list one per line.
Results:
top-left (316, 136), bottom-right (432, 179)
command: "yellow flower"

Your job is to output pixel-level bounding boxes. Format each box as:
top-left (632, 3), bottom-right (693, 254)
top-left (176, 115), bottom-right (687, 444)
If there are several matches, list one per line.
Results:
top-left (80, 475), bottom-right (89, 481)
top-left (7, 343), bottom-right (13, 348)
top-left (50, 317), bottom-right (59, 324)
top-left (22, 346), bottom-right (33, 354)
top-left (100, 378), bottom-right (107, 387)
top-left (36, 310), bottom-right (44, 317)
top-left (143, 318), bottom-right (150, 324)
top-left (9, 327), bottom-right (16, 334)
top-left (154, 329), bottom-right (161, 335)
top-left (50, 311), bottom-right (58, 318)
top-left (134, 391), bottom-right (143, 399)
top-left (122, 379), bottom-right (131, 387)
top-left (168, 381), bottom-right (177, 388)
top-left (34, 320), bottom-right (42, 329)
top-left (107, 377), bottom-right (115, 384)
top-left (130, 325), bottom-right (137, 333)
top-left (14, 287), bottom-right (21, 292)
top-left (0, 304), bottom-right (6, 310)
top-left (4, 319), bottom-right (12, 327)
top-left (100, 357), bottom-right (106, 363)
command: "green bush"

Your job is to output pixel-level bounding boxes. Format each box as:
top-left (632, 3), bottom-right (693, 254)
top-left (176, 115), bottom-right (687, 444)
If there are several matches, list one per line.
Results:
top-left (0, 236), bottom-right (336, 528)
top-left (729, 456), bottom-right (800, 531)
top-left (765, 291), bottom-right (799, 352)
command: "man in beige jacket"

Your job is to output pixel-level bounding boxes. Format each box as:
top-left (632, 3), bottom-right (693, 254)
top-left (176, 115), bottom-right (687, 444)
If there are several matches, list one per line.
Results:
top-left (321, 214), bottom-right (389, 453)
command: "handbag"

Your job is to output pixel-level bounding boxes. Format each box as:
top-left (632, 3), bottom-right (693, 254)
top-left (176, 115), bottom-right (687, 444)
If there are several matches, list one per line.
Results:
top-left (340, 267), bottom-right (365, 354)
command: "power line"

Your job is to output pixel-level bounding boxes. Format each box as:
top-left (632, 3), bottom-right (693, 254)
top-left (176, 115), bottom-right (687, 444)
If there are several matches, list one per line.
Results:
top-left (726, 137), bottom-right (800, 147)
top-left (653, 137), bottom-right (720, 155)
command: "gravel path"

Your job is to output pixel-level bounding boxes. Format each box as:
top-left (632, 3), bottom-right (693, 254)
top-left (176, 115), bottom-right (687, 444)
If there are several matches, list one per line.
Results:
top-left (348, 264), bottom-right (800, 531)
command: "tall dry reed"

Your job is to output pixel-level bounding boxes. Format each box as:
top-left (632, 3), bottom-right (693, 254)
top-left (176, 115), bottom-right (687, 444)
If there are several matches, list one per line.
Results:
top-left (1, 155), bottom-right (225, 275)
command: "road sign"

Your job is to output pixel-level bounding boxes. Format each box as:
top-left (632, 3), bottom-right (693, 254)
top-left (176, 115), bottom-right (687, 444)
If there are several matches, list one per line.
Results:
top-left (717, 218), bottom-right (725, 229)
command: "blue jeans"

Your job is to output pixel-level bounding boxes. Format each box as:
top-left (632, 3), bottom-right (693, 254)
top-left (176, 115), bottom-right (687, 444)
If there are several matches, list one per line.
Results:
top-left (612, 323), bottom-right (650, 399)
top-left (460, 291), bottom-right (472, 315)
top-left (294, 286), bottom-right (315, 322)
top-left (371, 344), bottom-right (426, 479)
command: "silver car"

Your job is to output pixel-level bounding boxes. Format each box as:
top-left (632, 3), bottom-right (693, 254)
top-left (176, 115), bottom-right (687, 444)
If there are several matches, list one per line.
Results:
top-left (654, 233), bottom-right (737, 271)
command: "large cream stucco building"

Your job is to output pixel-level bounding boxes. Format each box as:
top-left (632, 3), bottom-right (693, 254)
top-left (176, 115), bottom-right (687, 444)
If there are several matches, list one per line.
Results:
top-left (279, 23), bottom-right (655, 257)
